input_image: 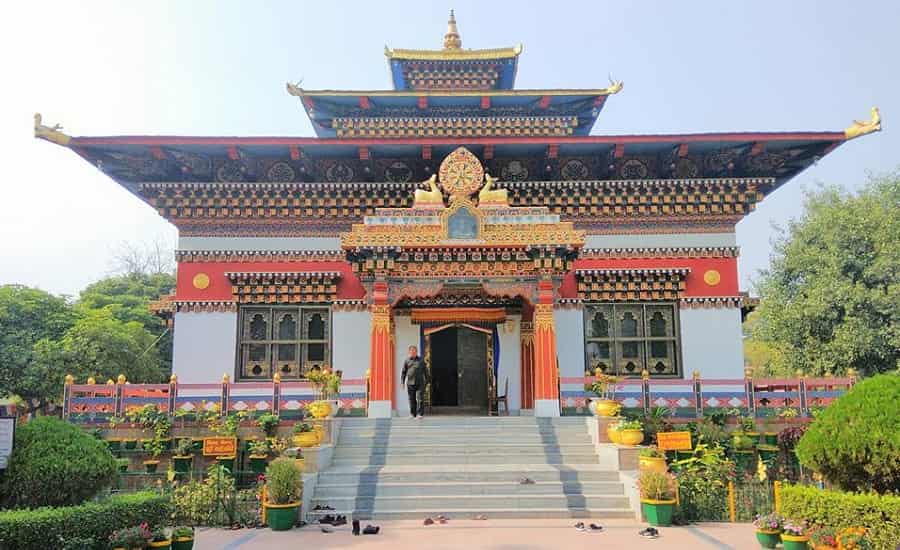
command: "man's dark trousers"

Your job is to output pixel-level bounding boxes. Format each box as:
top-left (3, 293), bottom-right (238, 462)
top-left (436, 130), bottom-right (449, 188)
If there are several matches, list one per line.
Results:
top-left (407, 385), bottom-right (424, 417)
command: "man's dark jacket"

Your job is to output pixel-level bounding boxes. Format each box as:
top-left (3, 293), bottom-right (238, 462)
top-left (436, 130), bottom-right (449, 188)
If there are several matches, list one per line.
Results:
top-left (402, 357), bottom-right (428, 387)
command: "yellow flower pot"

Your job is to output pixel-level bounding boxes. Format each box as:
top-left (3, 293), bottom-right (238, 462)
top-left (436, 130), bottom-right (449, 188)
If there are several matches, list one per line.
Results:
top-left (312, 424), bottom-right (325, 443)
top-left (593, 399), bottom-right (621, 417)
top-left (148, 540), bottom-right (172, 548)
top-left (292, 432), bottom-right (319, 448)
top-left (639, 455), bottom-right (668, 474)
top-left (618, 429), bottom-right (644, 446)
top-left (606, 423), bottom-right (622, 444)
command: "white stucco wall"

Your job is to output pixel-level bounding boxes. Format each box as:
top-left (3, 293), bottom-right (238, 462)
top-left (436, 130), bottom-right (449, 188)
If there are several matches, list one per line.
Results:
top-left (679, 307), bottom-right (744, 378)
top-left (584, 232), bottom-right (737, 249)
top-left (332, 310), bottom-right (371, 380)
top-left (497, 315), bottom-right (522, 412)
top-left (554, 308), bottom-right (586, 379)
top-left (394, 315), bottom-right (419, 416)
top-left (172, 311), bottom-right (238, 383)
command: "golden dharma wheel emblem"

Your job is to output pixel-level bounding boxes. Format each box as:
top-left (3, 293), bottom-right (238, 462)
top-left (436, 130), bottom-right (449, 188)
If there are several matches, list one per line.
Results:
top-left (439, 146), bottom-right (484, 199)
top-left (703, 269), bottom-right (721, 286)
top-left (192, 272), bottom-right (211, 290)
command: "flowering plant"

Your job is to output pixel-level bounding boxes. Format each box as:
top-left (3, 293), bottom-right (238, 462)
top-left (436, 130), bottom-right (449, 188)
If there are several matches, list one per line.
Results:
top-left (752, 512), bottom-right (783, 532)
top-left (781, 519), bottom-right (807, 536)
top-left (109, 523), bottom-right (152, 548)
top-left (810, 526), bottom-right (837, 548)
top-left (836, 527), bottom-right (870, 550)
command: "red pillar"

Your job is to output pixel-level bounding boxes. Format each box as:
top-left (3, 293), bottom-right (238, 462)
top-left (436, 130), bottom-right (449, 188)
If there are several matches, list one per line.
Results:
top-left (520, 321), bottom-right (535, 410)
top-left (368, 281), bottom-right (394, 417)
top-left (532, 280), bottom-right (560, 416)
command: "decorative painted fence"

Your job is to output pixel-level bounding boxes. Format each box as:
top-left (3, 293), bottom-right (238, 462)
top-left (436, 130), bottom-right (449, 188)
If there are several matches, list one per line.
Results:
top-left (62, 374), bottom-right (368, 423)
top-left (560, 370), bottom-right (856, 417)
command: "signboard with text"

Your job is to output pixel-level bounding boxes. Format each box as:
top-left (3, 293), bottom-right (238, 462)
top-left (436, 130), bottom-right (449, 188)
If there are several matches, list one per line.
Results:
top-left (0, 417), bottom-right (15, 470)
top-left (657, 431), bottom-right (693, 451)
top-left (203, 437), bottom-right (237, 457)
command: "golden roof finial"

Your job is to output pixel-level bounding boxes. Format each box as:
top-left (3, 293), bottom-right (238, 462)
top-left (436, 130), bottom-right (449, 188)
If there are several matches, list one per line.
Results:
top-left (844, 107), bottom-right (881, 140)
top-left (443, 9), bottom-right (462, 50)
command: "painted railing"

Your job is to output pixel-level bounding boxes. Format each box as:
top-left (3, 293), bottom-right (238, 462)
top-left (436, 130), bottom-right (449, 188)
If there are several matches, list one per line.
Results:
top-left (560, 369), bottom-right (857, 417)
top-left (62, 374), bottom-right (368, 423)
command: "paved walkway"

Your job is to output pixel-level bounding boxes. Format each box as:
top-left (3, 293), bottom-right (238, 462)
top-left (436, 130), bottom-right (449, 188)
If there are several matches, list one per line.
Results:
top-left (194, 519), bottom-right (760, 549)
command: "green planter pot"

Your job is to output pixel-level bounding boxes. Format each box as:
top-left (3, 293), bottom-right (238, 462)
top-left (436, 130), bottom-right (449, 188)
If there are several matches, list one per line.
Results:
top-left (266, 502), bottom-right (300, 530)
top-left (107, 439), bottom-right (122, 451)
top-left (746, 432), bottom-right (761, 446)
top-left (640, 499), bottom-right (675, 527)
top-left (781, 534), bottom-right (809, 550)
top-left (249, 455), bottom-right (268, 475)
top-left (172, 537), bottom-right (194, 550)
top-left (216, 456), bottom-right (235, 473)
top-left (144, 460), bottom-right (160, 474)
top-left (172, 456), bottom-right (193, 474)
top-left (758, 445), bottom-right (779, 465)
top-left (161, 438), bottom-right (173, 451)
top-left (191, 439), bottom-right (204, 452)
top-left (123, 439), bottom-right (138, 450)
top-left (732, 450), bottom-right (756, 472)
top-left (755, 530), bottom-right (782, 548)
top-left (762, 432), bottom-right (778, 446)
top-left (148, 540), bottom-right (171, 550)
top-left (117, 461), bottom-right (129, 473)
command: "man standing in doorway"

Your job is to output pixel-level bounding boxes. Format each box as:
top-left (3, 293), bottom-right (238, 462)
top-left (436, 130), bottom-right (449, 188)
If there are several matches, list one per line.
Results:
top-left (401, 345), bottom-right (428, 419)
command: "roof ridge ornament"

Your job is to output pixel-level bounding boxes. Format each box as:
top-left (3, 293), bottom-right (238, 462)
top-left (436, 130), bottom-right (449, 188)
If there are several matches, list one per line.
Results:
top-left (844, 107), bottom-right (881, 140)
top-left (443, 9), bottom-right (462, 50)
top-left (286, 79), bottom-right (304, 97)
top-left (33, 113), bottom-right (71, 146)
top-left (606, 74), bottom-right (624, 95)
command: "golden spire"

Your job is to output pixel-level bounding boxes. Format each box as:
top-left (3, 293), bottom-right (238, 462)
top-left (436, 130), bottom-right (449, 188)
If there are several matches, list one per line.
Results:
top-left (443, 9), bottom-right (462, 50)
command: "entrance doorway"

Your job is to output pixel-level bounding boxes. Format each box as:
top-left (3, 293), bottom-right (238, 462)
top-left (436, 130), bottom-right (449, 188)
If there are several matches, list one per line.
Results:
top-left (428, 326), bottom-right (489, 414)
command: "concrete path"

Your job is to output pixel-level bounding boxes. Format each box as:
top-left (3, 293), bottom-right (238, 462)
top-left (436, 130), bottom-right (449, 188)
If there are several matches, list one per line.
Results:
top-left (194, 519), bottom-right (760, 549)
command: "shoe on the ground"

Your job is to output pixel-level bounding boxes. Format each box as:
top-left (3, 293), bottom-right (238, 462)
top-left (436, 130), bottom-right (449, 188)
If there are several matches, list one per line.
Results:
top-left (363, 525), bottom-right (380, 535)
top-left (318, 514), bottom-right (335, 525)
top-left (352, 519), bottom-right (360, 536)
top-left (436, 514), bottom-right (448, 521)
top-left (517, 476), bottom-right (535, 485)
top-left (320, 525), bottom-right (334, 533)
top-left (423, 517), bottom-right (435, 526)
top-left (474, 514), bottom-right (488, 520)
top-left (574, 522), bottom-right (586, 532)
top-left (639, 527), bottom-right (659, 538)
top-left (589, 523), bottom-right (604, 532)
top-left (438, 518), bottom-right (448, 524)
top-left (332, 515), bottom-right (347, 526)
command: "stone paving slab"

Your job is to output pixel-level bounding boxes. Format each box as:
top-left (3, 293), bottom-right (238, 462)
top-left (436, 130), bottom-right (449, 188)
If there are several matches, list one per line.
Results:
top-left (194, 519), bottom-right (760, 549)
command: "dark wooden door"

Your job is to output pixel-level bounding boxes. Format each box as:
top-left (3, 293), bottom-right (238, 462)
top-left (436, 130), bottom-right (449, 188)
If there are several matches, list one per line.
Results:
top-left (457, 327), bottom-right (488, 410)
top-left (430, 328), bottom-right (458, 406)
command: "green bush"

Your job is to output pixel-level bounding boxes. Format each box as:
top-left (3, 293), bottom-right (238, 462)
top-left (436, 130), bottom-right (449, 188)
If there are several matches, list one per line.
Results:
top-left (265, 457), bottom-right (303, 505)
top-left (780, 484), bottom-right (900, 550)
top-left (795, 374), bottom-right (900, 493)
top-left (0, 417), bottom-right (118, 508)
top-left (0, 491), bottom-right (172, 550)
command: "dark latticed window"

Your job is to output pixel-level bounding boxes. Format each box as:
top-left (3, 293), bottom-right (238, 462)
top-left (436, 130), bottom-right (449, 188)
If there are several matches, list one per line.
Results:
top-left (238, 307), bottom-right (330, 380)
top-left (583, 303), bottom-right (680, 377)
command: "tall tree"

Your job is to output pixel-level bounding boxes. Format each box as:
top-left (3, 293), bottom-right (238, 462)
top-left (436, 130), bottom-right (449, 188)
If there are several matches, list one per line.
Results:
top-left (751, 173), bottom-right (900, 377)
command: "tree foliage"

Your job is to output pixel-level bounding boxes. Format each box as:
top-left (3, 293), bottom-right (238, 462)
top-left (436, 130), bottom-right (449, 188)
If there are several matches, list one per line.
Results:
top-left (795, 374), bottom-right (900, 493)
top-left (0, 417), bottom-right (118, 508)
top-left (750, 174), bottom-right (900, 377)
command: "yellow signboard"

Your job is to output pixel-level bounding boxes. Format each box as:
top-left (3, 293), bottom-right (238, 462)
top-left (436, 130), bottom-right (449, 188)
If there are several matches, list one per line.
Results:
top-left (657, 431), bottom-right (692, 451)
top-left (203, 437), bottom-right (237, 457)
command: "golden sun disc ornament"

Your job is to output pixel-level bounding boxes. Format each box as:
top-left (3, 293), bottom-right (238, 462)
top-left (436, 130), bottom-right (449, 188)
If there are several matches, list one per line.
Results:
top-left (192, 273), bottom-right (211, 290)
top-left (703, 269), bottom-right (721, 286)
top-left (439, 146), bottom-right (484, 200)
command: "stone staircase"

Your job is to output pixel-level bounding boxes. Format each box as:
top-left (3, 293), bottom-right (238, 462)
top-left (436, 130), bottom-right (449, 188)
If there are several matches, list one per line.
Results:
top-left (310, 416), bottom-right (635, 520)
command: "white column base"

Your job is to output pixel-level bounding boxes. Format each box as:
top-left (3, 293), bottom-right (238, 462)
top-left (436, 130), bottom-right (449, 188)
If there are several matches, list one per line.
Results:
top-left (367, 400), bottom-right (392, 418)
top-left (534, 399), bottom-right (560, 417)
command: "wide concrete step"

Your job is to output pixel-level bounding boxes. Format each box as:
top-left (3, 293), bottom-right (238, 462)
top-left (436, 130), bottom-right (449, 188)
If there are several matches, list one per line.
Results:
top-left (315, 481), bottom-right (625, 497)
top-left (340, 418), bottom-right (590, 425)
top-left (310, 508), bottom-right (635, 520)
top-left (330, 454), bottom-right (600, 466)
top-left (332, 443), bottom-right (597, 456)
top-left (317, 466), bottom-right (620, 484)
top-left (312, 494), bottom-right (631, 510)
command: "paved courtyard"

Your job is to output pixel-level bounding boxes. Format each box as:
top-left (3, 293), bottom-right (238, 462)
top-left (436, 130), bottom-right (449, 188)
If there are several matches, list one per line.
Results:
top-left (194, 519), bottom-right (759, 549)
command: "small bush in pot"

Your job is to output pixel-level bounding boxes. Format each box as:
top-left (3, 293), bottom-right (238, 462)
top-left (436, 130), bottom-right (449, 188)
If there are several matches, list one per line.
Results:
top-left (638, 470), bottom-right (676, 526)
top-left (616, 419), bottom-right (644, 446)
top-left (752, 513), bottom-right (784, 548)
top-left (780, 520), bottom-right (810, 550)
top-left (171, 526), bottom-right (194, 550)
top-left (172, 438), bottom-right (193, 475)
top-left (264, 457), bottom-right (303, 530)
top-left (149, 527), bottom-right (171, 549)
top-left (638, 447), bottom-right (667, 473)
top-left (255, 413), bottom-right (280, 438)
top-left (248, 439), bottom-right (271, 474)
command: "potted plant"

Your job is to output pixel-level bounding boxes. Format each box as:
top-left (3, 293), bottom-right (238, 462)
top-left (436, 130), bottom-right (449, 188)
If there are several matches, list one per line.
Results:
top-left (835, 527), bottom-right (870, 550)
top-left (809, 527), bottom-right (837, 550)
top-left (248, 439), bottom-right (271, 474)
top-left (757, 443), bottom-right (779, 466)
top-left (617, 419), bottom-right (644, 446)
top-left (216, 454), bottom-right (235, 473)
top-left (256, 412), bottom-right (280, 438)
top-left (731, 430), bottom-right (756, 472)
top-left (739, 415), bottom-right (760, 446)
top-left (107, 438), bottom-right (123, 452)
top-left (752, 512), bottom-right (784, 549)
top-left (123, 438), bottom-right (139, 451)
top-left (264, 457), bottom-right (304, 530)
top-left (172, 438), bottom-right (193, 475)
top-left (171, 526), bottom-right (195, 550)
top-left (116, 457), bottom-right (130, 473)
top-left (638, 470), bottom-right (676, 526)
top-left (760, 416), bottom-right (778, 446)
top-left (306, 400), bottom-right (333, 420)
top-left (292, 422), bottom-right (318, 447)
top-left (588, 373), bottom-right (620, 417)
top-left (781, 520), bottom-right (810, 550)
top-left (606, 417), bottom-right (624, 444)
top-left (148, 527), bottom-right (171, 549)
top-left (639, 447), bottom-right (667, 474)
top-left (109, 523), bottom-right (152, 550)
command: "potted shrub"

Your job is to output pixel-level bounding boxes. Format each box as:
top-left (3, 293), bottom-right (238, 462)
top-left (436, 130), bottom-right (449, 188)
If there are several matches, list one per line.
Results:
top-left (617, 419), bottom-right (644, 446)
top-left (264, 457), bottom-right (304, 530)
top-left (148, 527), bottom-right (172, 549)
top-left (809, 526), bottom-right (838, 550)
top-left (835, 528), bottom-right (869, 550)
top-left (172, 438), bottom-right (193, 475)
top-left (171, 526), bottom-right (195, 550)
top-left (307, 399), bottom-right (333, 419)
top-left (639, 447), bottom-right (667, 474)
top-left (752, 513), bottom-right (784, 549)
top-left (256, 412), bottom-right (280, 438)
top-left (781, 520), bottom-right (810, 550)
top-left (109, 523), bottom-right (152, 550)
top-left (123, 438), bottom-right (139, 451)
top-left (107, 438), bottom-right (123, 452)
top-left (757, 443), bottom-right (779, 466)
top-left (731, 431), bottom-right (756, 472)
top-left (638, 470), bottom-right (677, 526)
top-left (588, 373), bottom-right (620, 417)
top-left (292, 422), bottom-right (318, 447)
top-left (248, 439), bottom-right (271, 474)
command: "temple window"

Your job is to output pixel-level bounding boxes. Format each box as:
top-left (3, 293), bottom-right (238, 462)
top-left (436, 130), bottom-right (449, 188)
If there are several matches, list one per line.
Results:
top-left (238, 306), bottom-right (331, 380)
top-left (583, 303), bottom-right (680, 377)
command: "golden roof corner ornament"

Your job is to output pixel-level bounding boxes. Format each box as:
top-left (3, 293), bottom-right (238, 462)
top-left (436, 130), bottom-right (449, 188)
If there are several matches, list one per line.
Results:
top-left (845, 107), bottom-right (881, 140)
top-left (413, 173), bottom-right (445, 208)
top-left (443, 9), bottom-right (462, 50)
top-left (605, 75), bottom-right (624, 95)
top-left (34, 113), bottom-right (71, 146)
top-left (286, 80), bottom-right (304, 97)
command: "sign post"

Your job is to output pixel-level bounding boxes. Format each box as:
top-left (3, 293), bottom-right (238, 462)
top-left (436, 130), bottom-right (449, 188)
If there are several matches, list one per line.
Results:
top-left (0, 416), bottom-right (16, 470)
top-left (203, 437), bottom-right (237, 457)
top-left (657, 431), bottom-right (693, 452)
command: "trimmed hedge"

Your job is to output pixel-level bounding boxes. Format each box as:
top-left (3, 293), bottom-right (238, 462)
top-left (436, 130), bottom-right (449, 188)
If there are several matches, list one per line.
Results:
top-left (0, 416), bottom-right (118, 508)
top-left (780, 484), bottom-right (900, 550)
top-left (0, 492), bottom-right (172, 550)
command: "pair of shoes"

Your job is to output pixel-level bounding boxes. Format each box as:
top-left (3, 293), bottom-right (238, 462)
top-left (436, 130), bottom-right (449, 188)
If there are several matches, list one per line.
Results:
top-left (517, 476), bottom-right (535, 485)
top-left (589, 524), bottom-right (604, 532)
top-left (318, 514), bottom-right (346, 526)
top-left (332, 515), bottom-right (347, 526)
top-left (423, 517), bottom-right (435, 526)
top-left (352, 519), bottom-right (361, 536)
top-left (362, 524), bottom-right (380, 535)
top-left (639, 527), bottom-right (660, 539)
top-left (436, 514), bottom-right (449, 523)
top-left (473, 514), bottom-right (488, 520)
top-left (313, 504), bottom-right (335, 511)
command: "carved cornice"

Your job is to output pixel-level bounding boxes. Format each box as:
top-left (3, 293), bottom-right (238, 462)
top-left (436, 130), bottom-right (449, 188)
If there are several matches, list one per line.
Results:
top-left (576, 268), bottom-right (689, 302)
top-left (679, 296), bottom-right (742, 309)
top-left (225, 271), bottom-right (340, 304)
top-left (176, 249), bottom-right (343, 262)
top-left (332, 116), bottom-right (578, 138)
top-left (579, 246), bottom-right (739, 259)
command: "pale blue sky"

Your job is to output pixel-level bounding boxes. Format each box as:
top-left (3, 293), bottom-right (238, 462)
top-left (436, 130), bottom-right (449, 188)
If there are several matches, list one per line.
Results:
top-left (2, 0), bottom-right (897, 296)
